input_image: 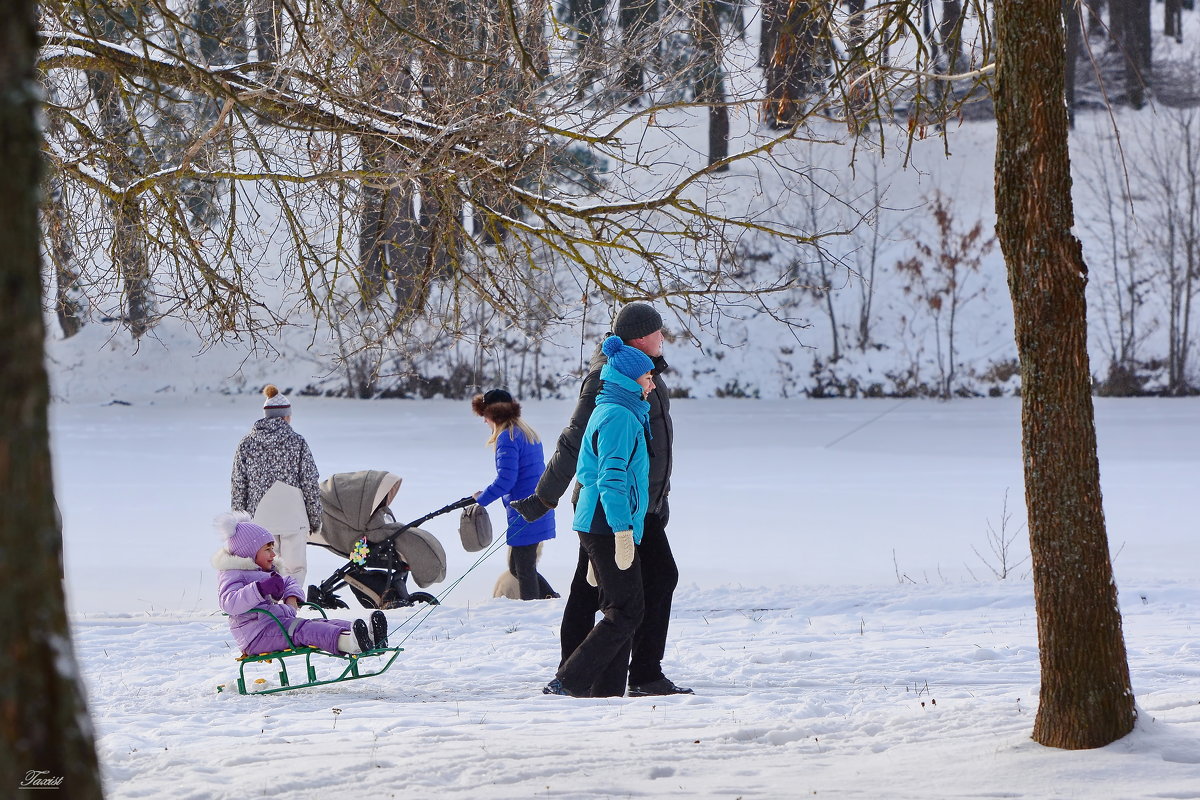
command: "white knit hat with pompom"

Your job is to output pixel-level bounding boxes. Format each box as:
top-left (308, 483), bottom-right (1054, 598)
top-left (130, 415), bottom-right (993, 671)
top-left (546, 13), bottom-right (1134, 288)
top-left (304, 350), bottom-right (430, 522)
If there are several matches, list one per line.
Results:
top-left (262, 384), bottom-right (292, 418)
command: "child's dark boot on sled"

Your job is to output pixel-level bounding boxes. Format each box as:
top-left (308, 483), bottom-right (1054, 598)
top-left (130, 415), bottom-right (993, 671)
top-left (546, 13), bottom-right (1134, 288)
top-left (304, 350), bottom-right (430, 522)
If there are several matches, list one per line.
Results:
top-left (352, 619), bottom-right (373, 653)
top-left (370, 610), bottom-right (388, 649)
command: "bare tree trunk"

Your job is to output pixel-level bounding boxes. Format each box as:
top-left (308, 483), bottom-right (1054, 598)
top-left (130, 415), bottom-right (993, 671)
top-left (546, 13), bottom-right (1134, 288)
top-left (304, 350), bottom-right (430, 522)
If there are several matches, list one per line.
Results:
top-left (356, 3), bottom-right (419, 309)
top-left (1128, 0), bottom-right (1151, 105)
top-left (1107, 0), bottom-right (1124, 46)
top-left (1178, 129), bottom-right (1199, 394)
top-left (618, 0), bottom-right (659, 101)
top-left (566, 0), bottom-right (606, 98)
top-left (1164, 0), bottom-right (1183, 42)
top-left (189, 0), bottom-right (247, 226)
top-left (408, 0), bottom-right (467, 312)
top-left (0, 0), bottom-right (104, 793)
top-left (85, 39), bottom-right (155, 338)
top-left (855, 161), bottom-right (887, 351)
top-left (357, 0), bottom-right (445, 317)
top-left (196, 0), bottom-right (248, 65)
top-left (1064, 0), bottom-right (1083, 126)
top-left (760, 0), bottom-right (791, 127)
top-left (993, 0), bottom-right (1136, 749)
top-left (763, 0), bottom-right (820, 127)
top-left (761, 0), bottom-right (828, 128)
top-left (45, 176), bottom-right (87, 338)
top-left (522, 0), bottom-right (551, 78)
top-left (1109, 0), bottom-right (1151, 108)
top-left (251, 0), bottom-right (282, 61)
top-left (412, 180), bottom-right (453, 311)
top-left (939, 0), bottom-right (964, 73)
top-left (839, 0), bottom-right (874, 134)
top-left (695, 0), bottom-right (729, 168)
top-left (359, 170), bottom-right (419, 306)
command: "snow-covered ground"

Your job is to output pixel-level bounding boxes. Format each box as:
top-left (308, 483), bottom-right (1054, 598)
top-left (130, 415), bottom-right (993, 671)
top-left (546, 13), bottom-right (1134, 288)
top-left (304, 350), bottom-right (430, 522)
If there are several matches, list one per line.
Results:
top-left (57, 395), bottom-right (1200, 798)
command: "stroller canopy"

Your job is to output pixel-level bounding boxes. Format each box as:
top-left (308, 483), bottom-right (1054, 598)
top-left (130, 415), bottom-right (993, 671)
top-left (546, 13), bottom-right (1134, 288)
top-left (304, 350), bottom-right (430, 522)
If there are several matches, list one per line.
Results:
top-left (317, 470), bottom-right (400, 552)
top-left (315, 470), bottom-right (447, 588)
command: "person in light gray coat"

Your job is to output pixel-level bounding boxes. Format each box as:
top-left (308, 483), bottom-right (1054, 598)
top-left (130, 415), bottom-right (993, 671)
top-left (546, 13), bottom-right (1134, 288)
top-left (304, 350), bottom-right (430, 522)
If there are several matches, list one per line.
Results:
top-left (231, 384), bottom-right (322, 589)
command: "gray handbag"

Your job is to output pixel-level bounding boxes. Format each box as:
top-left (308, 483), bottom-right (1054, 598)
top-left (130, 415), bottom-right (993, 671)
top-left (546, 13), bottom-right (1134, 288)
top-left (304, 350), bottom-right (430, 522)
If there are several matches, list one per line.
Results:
top-left (459, 503), bottom-right (493, 552)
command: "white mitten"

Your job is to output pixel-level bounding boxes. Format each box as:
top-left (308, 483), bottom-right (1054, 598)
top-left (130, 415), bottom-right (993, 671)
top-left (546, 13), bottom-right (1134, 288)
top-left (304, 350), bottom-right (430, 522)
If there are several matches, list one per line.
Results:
top-left (614, 530), bottom-right (635, 570)
top-left (586, 560), bottom-right (598, 587)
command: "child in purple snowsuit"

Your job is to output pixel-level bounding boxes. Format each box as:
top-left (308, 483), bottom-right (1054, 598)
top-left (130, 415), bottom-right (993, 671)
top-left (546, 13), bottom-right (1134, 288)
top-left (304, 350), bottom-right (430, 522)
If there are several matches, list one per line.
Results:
top-left (212, 512), bottom-right (384, 656)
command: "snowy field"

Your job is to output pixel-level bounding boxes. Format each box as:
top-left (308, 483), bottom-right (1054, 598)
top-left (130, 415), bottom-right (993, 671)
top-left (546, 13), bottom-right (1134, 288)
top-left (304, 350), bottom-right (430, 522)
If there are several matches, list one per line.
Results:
top-left (55, 396), bottom-right (1200, 799)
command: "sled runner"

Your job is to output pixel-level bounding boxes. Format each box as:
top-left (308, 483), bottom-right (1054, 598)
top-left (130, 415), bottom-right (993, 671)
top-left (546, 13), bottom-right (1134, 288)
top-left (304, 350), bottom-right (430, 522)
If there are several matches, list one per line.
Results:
top-left (307, 470), bottom-right (477, 610)
top-left (226, 603), bottom-right (401, 695)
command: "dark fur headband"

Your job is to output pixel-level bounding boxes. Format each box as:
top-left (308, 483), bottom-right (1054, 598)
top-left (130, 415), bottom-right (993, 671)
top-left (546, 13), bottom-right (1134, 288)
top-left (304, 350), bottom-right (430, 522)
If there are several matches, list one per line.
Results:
top-left (471, 394), bottom-right (521, 426)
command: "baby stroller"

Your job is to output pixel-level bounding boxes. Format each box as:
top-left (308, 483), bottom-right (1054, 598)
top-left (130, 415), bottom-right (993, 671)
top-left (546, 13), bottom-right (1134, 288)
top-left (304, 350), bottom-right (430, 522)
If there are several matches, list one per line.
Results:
top-left (306, 470), bottom-right (474, 610)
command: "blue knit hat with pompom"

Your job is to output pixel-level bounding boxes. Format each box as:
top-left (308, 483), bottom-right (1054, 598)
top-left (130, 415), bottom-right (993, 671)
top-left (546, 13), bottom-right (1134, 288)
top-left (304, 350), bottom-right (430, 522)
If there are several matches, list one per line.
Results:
top-left (602, 335), bottom-right (655, 382)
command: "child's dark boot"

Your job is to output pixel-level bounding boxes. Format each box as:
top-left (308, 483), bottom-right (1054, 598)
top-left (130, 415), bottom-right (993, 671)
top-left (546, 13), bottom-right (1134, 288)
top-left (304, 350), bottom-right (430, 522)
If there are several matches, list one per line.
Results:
top-left (370, 610), bottom-right (388, 649)
top-left (352, 619), bottom-right (373, 652)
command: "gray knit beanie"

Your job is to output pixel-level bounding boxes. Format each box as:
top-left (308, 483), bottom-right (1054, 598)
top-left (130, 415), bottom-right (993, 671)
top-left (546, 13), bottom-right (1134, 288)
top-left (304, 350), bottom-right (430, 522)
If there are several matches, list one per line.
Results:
top-left (612, 303), bottom-right (663, 342)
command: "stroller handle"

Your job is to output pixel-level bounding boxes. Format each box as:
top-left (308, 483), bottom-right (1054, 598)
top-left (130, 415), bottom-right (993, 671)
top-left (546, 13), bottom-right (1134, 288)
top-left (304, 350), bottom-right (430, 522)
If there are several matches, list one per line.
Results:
top-left (442, 496), bottom-right (478, 514)
top-left (385, 496), bottom-right (477, 542)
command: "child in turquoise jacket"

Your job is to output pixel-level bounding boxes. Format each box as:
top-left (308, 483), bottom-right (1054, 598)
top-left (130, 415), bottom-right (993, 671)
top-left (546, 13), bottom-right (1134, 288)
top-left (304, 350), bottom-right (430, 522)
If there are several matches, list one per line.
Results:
top-left (546, 335), bottom-right (655, 697)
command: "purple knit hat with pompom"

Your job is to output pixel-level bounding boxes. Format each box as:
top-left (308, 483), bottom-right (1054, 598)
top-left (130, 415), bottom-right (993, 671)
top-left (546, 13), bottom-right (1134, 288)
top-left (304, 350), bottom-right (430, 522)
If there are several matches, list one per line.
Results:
top-left (229, 520), bottom-right (274, 558)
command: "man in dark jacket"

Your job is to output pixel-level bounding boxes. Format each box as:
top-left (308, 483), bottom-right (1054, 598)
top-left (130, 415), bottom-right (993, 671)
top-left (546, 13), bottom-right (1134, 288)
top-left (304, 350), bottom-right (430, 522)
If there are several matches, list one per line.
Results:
top-left (512, 302), bottom-right (691, 697)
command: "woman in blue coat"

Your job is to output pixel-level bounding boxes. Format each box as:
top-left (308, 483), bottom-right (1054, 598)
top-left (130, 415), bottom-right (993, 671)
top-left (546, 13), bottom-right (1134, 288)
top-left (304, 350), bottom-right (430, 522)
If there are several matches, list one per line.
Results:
top-left (545, 336), bottom-right (655, 697)
top-left (472, 389), bottom-right (557, 600)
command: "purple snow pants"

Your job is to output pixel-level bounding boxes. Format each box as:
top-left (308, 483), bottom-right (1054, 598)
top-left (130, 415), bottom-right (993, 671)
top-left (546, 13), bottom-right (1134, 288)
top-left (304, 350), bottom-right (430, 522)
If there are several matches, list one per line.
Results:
top-left (246, 617), bottom-right (353, 655)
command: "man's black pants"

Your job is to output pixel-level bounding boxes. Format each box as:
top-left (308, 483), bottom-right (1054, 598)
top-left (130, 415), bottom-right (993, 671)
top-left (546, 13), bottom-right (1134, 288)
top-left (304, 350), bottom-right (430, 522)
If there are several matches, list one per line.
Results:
top-left (555, 531), bottom-right (645, 696)
top-left (557, 512), bottom-right (678, 696)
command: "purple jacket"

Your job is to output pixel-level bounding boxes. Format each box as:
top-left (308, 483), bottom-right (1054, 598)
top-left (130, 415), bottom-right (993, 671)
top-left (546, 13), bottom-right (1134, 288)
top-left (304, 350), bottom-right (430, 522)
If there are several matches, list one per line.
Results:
top-left (212, 548), bottom-right (305, 653)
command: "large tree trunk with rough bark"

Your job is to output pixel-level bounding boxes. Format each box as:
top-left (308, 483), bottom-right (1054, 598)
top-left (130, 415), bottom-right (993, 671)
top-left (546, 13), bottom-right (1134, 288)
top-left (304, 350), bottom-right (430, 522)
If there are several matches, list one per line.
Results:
top-left (993, 0), bottom-right (1136, 750)
top-left (0, 0), bottom-right (104, 794)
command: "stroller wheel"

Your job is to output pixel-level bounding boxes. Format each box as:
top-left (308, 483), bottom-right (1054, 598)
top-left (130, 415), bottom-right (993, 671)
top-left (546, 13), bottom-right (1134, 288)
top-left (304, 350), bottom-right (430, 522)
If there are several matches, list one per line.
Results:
top-left (307, 585), bottom-right (349, 609)
top-left (378, 592), bottom-right (436, 609)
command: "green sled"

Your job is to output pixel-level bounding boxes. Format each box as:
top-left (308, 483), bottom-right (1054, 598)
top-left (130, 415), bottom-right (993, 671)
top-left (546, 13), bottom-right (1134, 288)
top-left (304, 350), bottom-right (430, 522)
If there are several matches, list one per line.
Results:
top-left (222, 603), bottom-right (401, 695)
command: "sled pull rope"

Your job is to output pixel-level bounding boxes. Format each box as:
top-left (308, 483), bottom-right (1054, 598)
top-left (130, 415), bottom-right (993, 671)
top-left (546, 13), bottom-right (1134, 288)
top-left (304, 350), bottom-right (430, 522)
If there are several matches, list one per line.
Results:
top-left (823, 398), bottom-right (910, 449)
top-left (388, 516), bottom-right (534, 646)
